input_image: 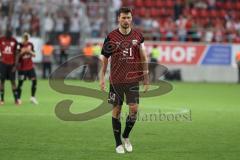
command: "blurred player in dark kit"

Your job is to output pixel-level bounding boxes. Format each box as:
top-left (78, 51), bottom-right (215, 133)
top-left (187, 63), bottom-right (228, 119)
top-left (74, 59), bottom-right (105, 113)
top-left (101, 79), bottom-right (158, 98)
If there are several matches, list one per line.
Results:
top-left (0, 30), bottom-right (20, 105)
top-left (17, 33), bottom-right (39, 105)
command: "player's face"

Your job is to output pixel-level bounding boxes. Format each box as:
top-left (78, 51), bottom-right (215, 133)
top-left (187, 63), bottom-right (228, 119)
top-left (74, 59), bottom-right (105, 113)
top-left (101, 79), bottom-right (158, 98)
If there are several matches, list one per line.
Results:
top-left (118, 12), bottom-right (132, 29)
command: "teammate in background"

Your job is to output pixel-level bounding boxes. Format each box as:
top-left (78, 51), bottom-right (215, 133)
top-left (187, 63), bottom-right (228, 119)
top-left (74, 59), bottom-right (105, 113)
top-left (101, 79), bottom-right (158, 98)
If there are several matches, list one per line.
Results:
top-left (0, 48), bottom-right (2, 82)
top-left (17, 33), bottom-right (38, 105)
top-left (99, 7), bottom-right (149, 154)
top-left (0, 30), bottom-right (20, 105)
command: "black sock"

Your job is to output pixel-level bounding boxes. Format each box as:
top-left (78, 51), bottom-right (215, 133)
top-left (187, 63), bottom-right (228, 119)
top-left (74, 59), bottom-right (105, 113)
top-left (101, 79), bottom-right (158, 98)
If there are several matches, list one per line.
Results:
top-left (0, 89), bottom-right (4, 101)
top-left (17, 80), bottom-right (24, 99)
top-left (112, 117), bottom-right (122, 147)
top-left (18, 88), bottom-right (22, 99)
top-left (12, 89), bottom-right (18, 102)
top-left (31, 80), bottom-right (37, 97)
top-left (122, 115), bottom-right (137, 138)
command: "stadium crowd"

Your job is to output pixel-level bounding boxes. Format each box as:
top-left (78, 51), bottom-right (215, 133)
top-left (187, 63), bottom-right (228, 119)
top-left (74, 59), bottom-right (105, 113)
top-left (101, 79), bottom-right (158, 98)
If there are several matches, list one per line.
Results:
top-left (0, 0), bottom-right (240, 43)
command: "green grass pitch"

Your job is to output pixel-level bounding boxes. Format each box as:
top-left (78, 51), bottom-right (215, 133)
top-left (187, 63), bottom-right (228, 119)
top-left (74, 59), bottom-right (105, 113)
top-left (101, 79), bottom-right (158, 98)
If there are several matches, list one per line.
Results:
top-left (0, 80), bottom-right (239, 160)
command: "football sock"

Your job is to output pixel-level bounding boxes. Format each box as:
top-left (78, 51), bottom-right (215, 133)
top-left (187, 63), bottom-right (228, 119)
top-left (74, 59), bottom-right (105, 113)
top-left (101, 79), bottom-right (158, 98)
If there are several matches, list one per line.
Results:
top-left (122, 115), bottom-right (137, 138)
top-left (31, 80), bottom-right (37, 97)
top-left (0, 89), bottom-right (4, 101)
top-left (112, 117), bottom-right (122, 147)
top-left (17, 80), bottom-right (24, 99)
top-left (12, 89), bottom-right (18, 102)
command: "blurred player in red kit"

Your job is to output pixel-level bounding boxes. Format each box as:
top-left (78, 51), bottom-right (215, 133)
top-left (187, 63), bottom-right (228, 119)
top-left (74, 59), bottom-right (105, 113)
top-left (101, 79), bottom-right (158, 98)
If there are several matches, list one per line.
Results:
top-left (0, 30), bottom-right (20, 105)
top-left (17, 33), bottom-right (38, 105)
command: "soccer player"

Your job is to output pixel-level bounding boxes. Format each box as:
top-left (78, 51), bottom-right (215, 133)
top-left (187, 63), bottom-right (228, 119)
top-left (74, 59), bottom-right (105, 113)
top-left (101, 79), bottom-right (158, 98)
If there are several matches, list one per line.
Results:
top-left (99, 7), bottom-right (149, 154)
top-left (17, 33), bottom-right (38, 105)
top-left (0, 30), bottom-right (20, 105)
top-left (0, 49), bottom-right (2, 81)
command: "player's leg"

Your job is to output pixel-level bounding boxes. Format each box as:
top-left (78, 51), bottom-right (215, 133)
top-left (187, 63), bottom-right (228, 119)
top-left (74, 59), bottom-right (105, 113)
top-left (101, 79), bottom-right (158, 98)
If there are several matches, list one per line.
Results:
top-left (123, 103), bottom-right (138, 139)
top-left (0, 79), bottom-right (5, 105)
top-left (10, 80), bottom-right (19, 104)
top-left (122, 82), bottom-right (140, 152)
top-left (17, 80), bottom-right (24, 99)
top-left (9, 65), bottom-right (19, 104)
top-left (17, 71), bottom-right (25, 101)
top-left (109, 84), bottom-right (125, 153)
top-left (0, 63), bottom-right (7, 104)
top-left (112, 105), bottom-right (123, 146)
top-left (122, 103), bottom-right (138, 152)
top-left (29, 69), bottom-right (38, 104)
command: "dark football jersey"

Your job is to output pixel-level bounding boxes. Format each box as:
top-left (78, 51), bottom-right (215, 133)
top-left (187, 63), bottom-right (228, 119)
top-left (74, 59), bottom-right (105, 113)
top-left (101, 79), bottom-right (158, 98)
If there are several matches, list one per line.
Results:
top-left (0, 36), bottom-right (18, 65)
top-left (18, 42), bottom-right (34, 71)
top-left (101, 28), bottom-right (144, 84)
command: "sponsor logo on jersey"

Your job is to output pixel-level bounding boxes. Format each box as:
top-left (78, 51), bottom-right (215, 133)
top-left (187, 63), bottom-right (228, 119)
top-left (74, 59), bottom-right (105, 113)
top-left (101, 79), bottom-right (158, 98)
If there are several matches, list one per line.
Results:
top-left (10, 42), bottom-right (15, 46)
top-left (132, 40), bottom-right (138, 45)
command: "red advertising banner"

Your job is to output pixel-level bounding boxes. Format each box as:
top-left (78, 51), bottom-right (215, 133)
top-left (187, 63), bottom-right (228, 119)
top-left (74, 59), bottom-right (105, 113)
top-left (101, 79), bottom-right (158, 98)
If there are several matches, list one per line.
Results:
top-left (145, 43), bottom-right (206, 65)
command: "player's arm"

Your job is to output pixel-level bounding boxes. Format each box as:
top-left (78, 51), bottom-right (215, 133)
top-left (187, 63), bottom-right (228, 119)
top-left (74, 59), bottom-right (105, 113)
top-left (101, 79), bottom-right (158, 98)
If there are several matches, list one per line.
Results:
top-left (139, 42), bottom-right (150, 92)
top-left (29, 50), bottom-right (36, 57)
top-left (99, 36), bottom-right (111, 91)
top-left (13, 43), bottom-right (21, 72)
top-left (29, 43), bottom-right (36, 57)
top-left (99, 56), bottom-right (108, 91)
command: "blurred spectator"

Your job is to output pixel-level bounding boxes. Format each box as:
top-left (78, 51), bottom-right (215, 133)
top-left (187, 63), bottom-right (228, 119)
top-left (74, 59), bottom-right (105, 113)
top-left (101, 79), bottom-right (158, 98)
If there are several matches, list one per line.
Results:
top-left (10, 12), bottom-right (21, 36)
top-left (81, 43), bottom-right (94, 80)
top-left (92, 43), bottom-right (101, 80)
top-left (207, 0), bottom-right (216, 10)
top-left (1, 0), bottom-right (9, 17)
top-left (44, 12), bottom-right (54, 42)
top-left (236, 51), bottom-right (240, 83)
top-left (42, 41), bottom-right (54, 79)
top-left (204, 28), bottom-right (214, 43)
top-left (53, 12), bottom-right (65, 44)
top-left (21, 10), bottom-right (32, 33)
top-left (69, 13), bottom-right (80, 45)
top-left (141, 13), bottom-right (154, 33)
top-left (174, 0), bottom-right (183, 20)
top-left (214, 23), bottom-right (225, 43)
top-left (194, 0), bottom-right (208, 9)
top-left (0, 15), bottom-right (8, 35)
top-left (149, 44), bottom-right (160, 82)
top-left (113, 0), bottom-right (122, 21)
top-left (133, 14), bottom-right (142, 27)
top-left (58, 31), bottom-right (72, 64)
top-left (176, 15), bottom-right (187, 41)
top-left (164, 18), bottom-right (176, 41)
top-left (30, 11), bottom-right (40, 36)
top-left (0, 0), bottom-right (240, 43)
top-left (91, 16), bottom-right (104, 38)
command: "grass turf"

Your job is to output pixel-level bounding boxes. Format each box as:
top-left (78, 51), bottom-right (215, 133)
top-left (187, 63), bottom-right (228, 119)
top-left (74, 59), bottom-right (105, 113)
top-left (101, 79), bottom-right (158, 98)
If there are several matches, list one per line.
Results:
top-left (0, 80), bottom-right (239, 160)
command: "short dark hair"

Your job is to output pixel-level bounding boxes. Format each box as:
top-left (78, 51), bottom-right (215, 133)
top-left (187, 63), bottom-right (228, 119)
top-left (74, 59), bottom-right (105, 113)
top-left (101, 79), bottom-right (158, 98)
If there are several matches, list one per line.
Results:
top-left (117, 7), bottom-right (132, 17)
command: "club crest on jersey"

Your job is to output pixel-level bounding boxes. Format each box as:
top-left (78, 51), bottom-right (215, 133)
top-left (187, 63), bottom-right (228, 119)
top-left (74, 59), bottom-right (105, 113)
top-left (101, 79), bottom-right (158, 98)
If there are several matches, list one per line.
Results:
top-left (10, 42), bottom-right (15, 46)
top-left (132, 40), bottom-right (138, 45)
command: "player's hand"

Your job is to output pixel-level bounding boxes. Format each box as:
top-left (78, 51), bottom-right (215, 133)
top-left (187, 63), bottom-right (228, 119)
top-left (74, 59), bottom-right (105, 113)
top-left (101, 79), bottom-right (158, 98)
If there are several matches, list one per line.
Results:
top-left (143, 83), bottom-right (149, 93)
top-left (99, 79), bottom-right (105, 91)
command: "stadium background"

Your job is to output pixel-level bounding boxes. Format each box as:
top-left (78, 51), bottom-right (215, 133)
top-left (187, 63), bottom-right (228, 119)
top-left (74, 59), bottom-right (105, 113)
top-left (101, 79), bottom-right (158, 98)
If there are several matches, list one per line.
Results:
top-left (0, 0), bottom-right (240, 160)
